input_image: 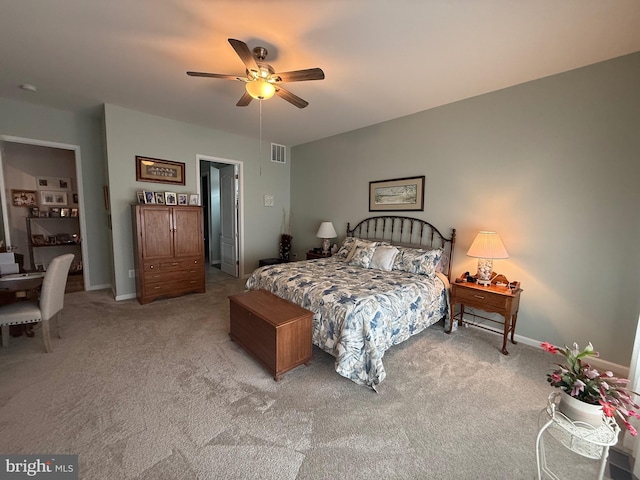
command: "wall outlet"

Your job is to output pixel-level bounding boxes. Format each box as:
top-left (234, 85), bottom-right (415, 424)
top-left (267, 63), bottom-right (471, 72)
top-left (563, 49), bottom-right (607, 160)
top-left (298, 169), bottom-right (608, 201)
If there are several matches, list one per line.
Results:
top-left (128, 269), bottom-right (135, 278)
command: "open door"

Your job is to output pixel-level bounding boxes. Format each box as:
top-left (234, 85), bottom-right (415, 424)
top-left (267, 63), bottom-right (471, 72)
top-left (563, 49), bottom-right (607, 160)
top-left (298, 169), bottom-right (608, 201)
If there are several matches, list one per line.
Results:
top-left (220, 164), bottom-right (238, 277)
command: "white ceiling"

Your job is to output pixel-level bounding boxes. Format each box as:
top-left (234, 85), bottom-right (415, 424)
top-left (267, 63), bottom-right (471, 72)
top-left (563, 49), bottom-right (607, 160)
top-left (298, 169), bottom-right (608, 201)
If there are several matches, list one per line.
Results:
top-left (1, 1), bottom-right (639, 147)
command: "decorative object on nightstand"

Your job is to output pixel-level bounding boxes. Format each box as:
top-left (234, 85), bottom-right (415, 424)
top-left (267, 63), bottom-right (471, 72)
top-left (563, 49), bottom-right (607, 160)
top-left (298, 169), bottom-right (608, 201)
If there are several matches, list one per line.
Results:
top-left (466, 231), bottom-right (509, 286)
top-left (316, 222), bottom-right (337, 255)
top-left (306, 250), bottom-right (331, 260)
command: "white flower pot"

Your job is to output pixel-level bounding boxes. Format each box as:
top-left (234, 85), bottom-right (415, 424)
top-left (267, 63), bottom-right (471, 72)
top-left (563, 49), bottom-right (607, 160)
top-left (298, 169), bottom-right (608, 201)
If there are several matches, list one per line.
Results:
top-left (558, 391), bottom-right (603, 427)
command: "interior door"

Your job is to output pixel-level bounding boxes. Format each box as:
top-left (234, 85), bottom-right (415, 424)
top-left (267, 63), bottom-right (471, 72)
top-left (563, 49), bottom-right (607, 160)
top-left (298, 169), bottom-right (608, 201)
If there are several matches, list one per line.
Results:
top-left (220, 164), bottom-right (238, 277)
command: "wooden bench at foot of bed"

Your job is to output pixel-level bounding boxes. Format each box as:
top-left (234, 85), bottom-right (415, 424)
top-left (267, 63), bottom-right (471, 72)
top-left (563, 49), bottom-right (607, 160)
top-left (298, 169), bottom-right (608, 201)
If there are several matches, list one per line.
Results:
top-left (228, 289), bottom-right (313, 381)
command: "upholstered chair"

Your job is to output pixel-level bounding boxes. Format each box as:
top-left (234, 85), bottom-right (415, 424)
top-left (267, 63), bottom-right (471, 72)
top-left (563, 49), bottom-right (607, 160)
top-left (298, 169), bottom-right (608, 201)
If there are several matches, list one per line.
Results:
top-left (0, 253), bottom-right (74, 352)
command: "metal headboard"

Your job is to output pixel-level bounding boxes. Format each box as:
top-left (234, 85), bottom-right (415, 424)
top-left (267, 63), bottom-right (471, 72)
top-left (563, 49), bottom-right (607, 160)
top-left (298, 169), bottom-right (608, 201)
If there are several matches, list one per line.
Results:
top-left (346, 216), bottom-right (456, 280)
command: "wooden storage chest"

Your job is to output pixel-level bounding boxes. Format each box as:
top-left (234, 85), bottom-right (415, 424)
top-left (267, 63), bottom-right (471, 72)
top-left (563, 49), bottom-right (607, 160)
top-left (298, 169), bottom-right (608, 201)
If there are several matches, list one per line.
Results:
top-left (229, 289), bottom-right (313, 380)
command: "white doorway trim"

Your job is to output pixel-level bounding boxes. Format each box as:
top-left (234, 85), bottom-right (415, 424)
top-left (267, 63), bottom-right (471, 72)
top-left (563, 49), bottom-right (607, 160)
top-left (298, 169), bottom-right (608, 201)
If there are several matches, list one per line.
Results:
top-left (0, 135), bottom-right (90, 290)
top-left (195, 154), bottom-right (244, 278)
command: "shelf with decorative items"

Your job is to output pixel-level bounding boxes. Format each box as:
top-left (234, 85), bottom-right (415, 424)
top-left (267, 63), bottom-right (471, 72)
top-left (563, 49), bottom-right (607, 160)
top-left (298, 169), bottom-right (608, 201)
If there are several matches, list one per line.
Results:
top-left (25, 216), bottom-right (83, 279)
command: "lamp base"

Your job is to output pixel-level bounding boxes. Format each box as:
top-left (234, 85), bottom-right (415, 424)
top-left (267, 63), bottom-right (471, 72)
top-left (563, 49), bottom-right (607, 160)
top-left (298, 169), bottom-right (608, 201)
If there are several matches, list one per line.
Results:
top-left (476, 258), bottom-right (493, 286)
top-left (322, 238), bottom-right (330, 255)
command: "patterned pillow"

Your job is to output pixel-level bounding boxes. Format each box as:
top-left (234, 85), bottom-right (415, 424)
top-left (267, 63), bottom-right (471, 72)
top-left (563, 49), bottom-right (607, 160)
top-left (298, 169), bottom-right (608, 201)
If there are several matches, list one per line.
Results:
top-left (369, 246), bottom-right (399, 271)
top-left (335, 237), bottom-right (358, 260)
top-left (393, 247), bottom-right (443, 276)
top-left (349, 245), bottom-right (376, 269)
top-left (345, 239), bottom-right (380, 262)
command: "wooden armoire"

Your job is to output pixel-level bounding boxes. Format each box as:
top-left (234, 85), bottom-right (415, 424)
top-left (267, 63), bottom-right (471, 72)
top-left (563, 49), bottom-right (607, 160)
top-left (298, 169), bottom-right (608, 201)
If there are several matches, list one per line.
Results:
top-left (131, 204), bottom-right (205, 304)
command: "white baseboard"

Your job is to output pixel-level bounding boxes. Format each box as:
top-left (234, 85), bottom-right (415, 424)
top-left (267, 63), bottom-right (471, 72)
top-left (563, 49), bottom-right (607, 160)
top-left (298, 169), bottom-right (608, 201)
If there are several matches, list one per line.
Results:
top-left (115, 293), bottom-right (137, 301)
top-left (459, 314), bottom-right (629, 377)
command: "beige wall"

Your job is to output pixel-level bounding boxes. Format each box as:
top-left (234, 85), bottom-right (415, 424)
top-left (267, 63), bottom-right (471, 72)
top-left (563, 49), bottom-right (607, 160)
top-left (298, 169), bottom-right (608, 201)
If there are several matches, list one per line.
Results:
top-left (103, 104), bottom-right (290, 299)
top-left (291, 52), bottom-right (640, 366)
top-left (0, 99), bottom-right (111, 289)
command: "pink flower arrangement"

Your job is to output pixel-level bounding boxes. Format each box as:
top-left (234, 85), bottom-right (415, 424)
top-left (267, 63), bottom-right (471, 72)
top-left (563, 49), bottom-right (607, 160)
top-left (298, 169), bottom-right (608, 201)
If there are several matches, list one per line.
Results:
top-left (541, 341), bottom-right (640, 435)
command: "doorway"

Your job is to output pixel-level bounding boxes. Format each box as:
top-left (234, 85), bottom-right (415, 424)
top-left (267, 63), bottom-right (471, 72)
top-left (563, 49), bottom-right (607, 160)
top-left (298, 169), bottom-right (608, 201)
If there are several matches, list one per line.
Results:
top-left (0, 136), bottom-right (89, 290)
top-left (197, 155), bottom-right (243, 279)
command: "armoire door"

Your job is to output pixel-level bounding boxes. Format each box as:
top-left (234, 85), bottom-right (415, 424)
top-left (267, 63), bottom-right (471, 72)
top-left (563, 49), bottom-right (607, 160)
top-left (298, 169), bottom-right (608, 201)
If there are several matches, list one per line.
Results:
top-left (173, 207), bottom-right (203, 258)
top-left (139, 206), bottom-right (174, 259)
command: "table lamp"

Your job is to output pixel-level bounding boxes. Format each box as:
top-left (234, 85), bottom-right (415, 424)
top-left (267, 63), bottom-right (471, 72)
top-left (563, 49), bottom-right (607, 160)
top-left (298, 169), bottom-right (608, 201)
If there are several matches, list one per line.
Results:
top-left (316, 222), bottom-right (337, 255)
top-left (466, 231), bottom-right (509, 286)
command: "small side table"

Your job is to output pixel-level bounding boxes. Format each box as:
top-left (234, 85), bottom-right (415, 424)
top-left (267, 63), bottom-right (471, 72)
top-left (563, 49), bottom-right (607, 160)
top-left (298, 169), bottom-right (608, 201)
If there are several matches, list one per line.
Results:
top-left (536, 392), bottom-right (619, 480)
top-left (306, 251), bottom-right (331, 260)
top-left (448, 278), bottom-right (522, 355)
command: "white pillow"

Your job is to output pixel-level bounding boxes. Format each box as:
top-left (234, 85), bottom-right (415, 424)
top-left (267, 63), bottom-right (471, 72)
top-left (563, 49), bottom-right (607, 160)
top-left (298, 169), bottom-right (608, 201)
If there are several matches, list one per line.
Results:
top-left (369, 246), bottom-right (399, 271)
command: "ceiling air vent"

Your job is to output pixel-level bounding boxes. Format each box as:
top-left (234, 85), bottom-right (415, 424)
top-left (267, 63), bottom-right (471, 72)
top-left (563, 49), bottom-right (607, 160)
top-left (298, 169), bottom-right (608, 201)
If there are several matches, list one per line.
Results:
top-left (271, 143), bottom-right (286, 164)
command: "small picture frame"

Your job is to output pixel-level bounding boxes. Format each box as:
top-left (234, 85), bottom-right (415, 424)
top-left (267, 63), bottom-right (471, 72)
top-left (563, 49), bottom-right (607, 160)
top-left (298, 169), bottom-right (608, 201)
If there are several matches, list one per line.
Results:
top-left (143, 191), bottom-right (155, 204)
top-left (177, 193), bottom-right (188, 206)
top-left (46, 235), bottom-right (58, 245)
top-left (29, 207), bottom-right (39, 218)
top-left (50, 207), bottom-right (61, 217)
top-left (60, 208), bottom-right (70, 217)
top-left (39, 211), bottom-right (49, 218)
top-left (40, 190), bottom-right (68, 206)
top-left (154, 192), bottom-right (166, 205)
top-left (164, 192), bottom-right (177, 205)
top-left (189, 194), bottom-right (199, 206)
top-left (136, 191), bottom-right (145, 204)
top-left (31, 234), bottom-right (45, 246)
top-left (71, 208), bottom-right (79, 217)
top-left (11, 190), bottom-right (38, 207)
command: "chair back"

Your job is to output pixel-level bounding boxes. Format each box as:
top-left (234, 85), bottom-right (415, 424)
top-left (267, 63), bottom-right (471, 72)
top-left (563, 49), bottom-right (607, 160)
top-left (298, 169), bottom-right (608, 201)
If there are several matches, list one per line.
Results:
top-left (40, 254), bottom-right (75, 321)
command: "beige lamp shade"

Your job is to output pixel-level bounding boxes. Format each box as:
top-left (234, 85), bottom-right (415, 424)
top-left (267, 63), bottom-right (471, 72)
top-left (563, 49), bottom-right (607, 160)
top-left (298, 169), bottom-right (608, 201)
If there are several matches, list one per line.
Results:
top-left (466, 231), bottom-right (509, 259)
top-left (316, 222), bottom-right (337, 239)
top-left (466, 231), bottom-right (508, 286)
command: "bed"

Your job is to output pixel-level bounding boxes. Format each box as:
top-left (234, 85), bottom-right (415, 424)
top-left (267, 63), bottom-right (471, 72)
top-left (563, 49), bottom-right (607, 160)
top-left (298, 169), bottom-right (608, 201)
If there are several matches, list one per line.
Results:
top-left (245, 216), bottom-right (456, 390)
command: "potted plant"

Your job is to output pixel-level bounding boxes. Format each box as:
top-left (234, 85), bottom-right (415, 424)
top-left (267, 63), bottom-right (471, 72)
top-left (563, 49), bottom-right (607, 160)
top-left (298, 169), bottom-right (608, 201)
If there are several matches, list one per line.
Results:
top-left (542, 341), bottom-right (640, 435)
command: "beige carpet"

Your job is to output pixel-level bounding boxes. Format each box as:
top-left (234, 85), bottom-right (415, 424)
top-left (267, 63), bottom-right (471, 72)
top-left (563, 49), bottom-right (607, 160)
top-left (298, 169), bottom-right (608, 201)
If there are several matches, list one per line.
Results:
top-left (0, 274), bottom-right (623, 479)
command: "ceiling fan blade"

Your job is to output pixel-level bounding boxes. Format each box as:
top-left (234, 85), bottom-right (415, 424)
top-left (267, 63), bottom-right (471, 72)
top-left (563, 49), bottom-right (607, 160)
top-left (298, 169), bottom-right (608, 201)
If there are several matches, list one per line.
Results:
top-left (187, 71), bottom-right (242, 80)
top-left (275, 68), bottom-right (325, 83)
top-left (236, 91), bottom-right (253, 107)
top-left (275, 86), bottom-right (309, 109)
top-left (228, 38), bottom-right (259, 73)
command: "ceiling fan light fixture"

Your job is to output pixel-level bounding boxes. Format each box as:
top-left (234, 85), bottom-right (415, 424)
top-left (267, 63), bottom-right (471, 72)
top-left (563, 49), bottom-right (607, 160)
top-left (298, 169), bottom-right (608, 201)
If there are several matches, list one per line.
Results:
top-left (246, 80), bottom-right (275, 100)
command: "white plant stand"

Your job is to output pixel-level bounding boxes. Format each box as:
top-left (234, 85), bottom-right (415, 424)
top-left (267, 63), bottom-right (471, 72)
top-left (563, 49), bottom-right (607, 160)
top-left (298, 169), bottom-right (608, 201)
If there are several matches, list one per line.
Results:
top-left (536, 392), bottom-right (620, 480)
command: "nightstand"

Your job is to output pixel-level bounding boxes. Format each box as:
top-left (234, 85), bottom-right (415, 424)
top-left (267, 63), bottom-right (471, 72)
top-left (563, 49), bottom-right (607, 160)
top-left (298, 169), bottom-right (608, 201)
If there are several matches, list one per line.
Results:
top-left (306, 251), bottom-right (331, 260)
top-left (448, 278), bottom-right (523, 355)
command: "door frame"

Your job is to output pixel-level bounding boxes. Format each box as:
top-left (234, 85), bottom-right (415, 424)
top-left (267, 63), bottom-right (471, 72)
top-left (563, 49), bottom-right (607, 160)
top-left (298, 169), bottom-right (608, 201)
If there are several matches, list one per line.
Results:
top-left (0, 135), bottom-right (90, 290)
top-left (195, 154), bottom-right (244, 278)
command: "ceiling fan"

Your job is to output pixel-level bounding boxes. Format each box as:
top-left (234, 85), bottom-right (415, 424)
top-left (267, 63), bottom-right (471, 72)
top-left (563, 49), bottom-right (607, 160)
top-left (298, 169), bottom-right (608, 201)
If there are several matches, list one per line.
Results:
top-left (187, 38), bottom-right (325, 109)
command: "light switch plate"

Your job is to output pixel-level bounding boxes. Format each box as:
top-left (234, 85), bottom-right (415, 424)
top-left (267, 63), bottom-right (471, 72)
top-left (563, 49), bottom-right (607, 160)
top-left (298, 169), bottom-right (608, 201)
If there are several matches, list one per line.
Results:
top-left (264, 194), bottom-right (274, 207)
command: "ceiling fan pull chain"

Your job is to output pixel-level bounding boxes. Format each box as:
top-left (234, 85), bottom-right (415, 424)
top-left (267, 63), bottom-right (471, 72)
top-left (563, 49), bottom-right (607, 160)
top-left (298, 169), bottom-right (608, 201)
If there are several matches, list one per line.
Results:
top-left (259, 99), bottom-right (263, 176)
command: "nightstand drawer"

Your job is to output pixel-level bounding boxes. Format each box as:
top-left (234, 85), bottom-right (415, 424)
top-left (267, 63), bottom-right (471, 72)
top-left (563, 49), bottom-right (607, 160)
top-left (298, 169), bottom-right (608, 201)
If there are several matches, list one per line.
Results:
top-left (454, 285), bottom-right (507, 310)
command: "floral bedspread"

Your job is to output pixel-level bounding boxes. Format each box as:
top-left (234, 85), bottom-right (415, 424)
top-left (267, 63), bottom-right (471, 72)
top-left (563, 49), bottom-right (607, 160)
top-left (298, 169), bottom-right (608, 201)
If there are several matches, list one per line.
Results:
top-left (245, 258), bottom-right (449, 390)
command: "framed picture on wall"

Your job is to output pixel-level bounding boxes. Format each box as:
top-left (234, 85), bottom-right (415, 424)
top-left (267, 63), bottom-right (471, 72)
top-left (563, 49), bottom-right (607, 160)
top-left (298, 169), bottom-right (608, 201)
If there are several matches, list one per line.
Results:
top-left (40, 191), bottom-right (67, 206)
top-left (136, 156), bottom-right (185, 185)
top-left (11, 190), bottom-right (38, 207)
top-left (369, 176), bottom-right (425, 212)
